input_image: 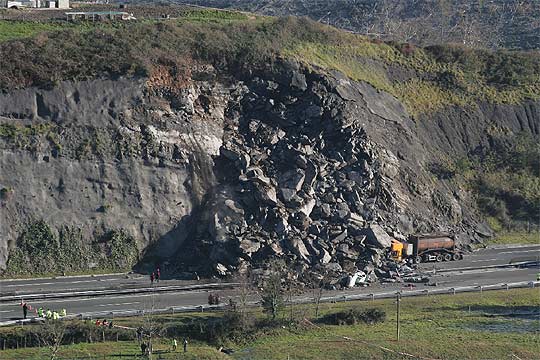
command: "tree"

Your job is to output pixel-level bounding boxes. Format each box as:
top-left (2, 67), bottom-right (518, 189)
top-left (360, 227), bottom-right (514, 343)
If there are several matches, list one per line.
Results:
top-left (34, 319), bottom-right (66, 360)
top-left (307, 269), bottom-right (330, 319)
top-left (139, 289), bottom-right (164, 359)
top-left (261, 259), bottom-right (285, 321)
top-left (234, 270), bottom-right (255, 326)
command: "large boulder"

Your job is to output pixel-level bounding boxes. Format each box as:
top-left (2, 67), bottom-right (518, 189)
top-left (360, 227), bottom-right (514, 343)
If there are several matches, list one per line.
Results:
top-left (287, 237), bottom-right (311, 262)
top-left (279, 168), bottom-right (307, 203)
top-left (365, 225), bottom-right (393, 248)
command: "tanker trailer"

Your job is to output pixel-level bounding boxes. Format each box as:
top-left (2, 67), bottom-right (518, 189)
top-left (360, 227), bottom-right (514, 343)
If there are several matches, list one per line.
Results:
top-left (391, 234), bottom-right (463, 264)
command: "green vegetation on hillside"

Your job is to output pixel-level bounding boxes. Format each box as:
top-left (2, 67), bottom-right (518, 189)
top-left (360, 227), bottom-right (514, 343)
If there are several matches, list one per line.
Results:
top-left (0, 122), bottom-right (61, 153)
top-left (475, 135), bottom-right (540, 225)
top-left (434, 133), bottom-right (540, 231)
top-left (0, 13), bottom-right (538, 116)
top-left (0, 21), bottom-right (69, 42)
top-left (5, 221), bottom-right (138, 276)
top-left (1, 288), bottom-right (538, 359)
top-left (285, 39), bottom-right (540, 115)
top-left (484, 230), bottom-right (539, 246)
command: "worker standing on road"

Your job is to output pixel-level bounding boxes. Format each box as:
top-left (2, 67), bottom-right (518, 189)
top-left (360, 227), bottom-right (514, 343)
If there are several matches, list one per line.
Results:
top-left (46, 309), bottom-right (52, 320)
top-left (150, 272), bottom-right (155, 285)
top-left (38, 307), bottom-right (44, 317)
top-left (60, 308), bottom-right (67, 317)
top-left (52, 311), bottom-right (59, 320)
top-left (21, 302), bottom-right (28, 319)
top-left (183, 338), bottom-right (188, 353)
top-left (156, 268), bottom-right (161, 283)
top-left (172, 338), bottom-right (177, 352)
top-left (22, 302), bottom-right (28, 319)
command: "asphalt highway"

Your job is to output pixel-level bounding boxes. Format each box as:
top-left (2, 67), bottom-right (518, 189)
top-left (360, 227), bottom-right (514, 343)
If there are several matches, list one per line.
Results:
top-left (0, 273), bottom-right (198, 296)
top-left (0, 245), bottom-right (538, 322)
top-left (418, 244), bottom-right (540, 271)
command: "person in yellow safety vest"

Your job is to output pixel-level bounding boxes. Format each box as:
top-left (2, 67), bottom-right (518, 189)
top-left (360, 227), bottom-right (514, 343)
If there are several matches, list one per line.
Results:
top-left (52, 311), bottom-right (59, 320)
top-left (60, 309), bottom-right (67, 317)
top-left (45, 309), bottom-right (52, 319)
top-left (37, 307), bottom-right (44, 317)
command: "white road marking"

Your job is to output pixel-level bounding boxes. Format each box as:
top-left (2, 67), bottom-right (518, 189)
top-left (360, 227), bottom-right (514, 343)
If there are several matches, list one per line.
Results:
top-left (4, 282), bottom-right (55, 288)
top-left (2, 278), bottom-right (127, 288)
top-left (97, 302), bottom-right (140, 307)
top-left (437, 268), bottom-right (523, 277)
top-left (498, 250), bottom-right (540, 255)
top-left (470, 258), bottom-right (499, 263)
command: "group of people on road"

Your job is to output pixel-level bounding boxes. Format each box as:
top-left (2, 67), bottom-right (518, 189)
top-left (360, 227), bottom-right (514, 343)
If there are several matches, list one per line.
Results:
top-left (150, 265), bottom-right (161, 285)
top-left (20, 302), bottom-right (66, 320)
top-left (37, 306), bottom-right (66, 320)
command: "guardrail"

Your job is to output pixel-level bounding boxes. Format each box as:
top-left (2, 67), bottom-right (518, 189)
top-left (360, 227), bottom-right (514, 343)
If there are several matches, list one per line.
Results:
top-left (313, 280), bottom-right (539, 304)
top-left (1, 280), bottom-right (538, 327)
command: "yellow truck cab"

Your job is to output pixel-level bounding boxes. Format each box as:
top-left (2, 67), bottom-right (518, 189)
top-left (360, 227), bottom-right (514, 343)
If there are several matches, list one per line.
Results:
top-left (391, 240), bottom-right (413, 262)
top-left (391, 240), bottom-right (404, 261)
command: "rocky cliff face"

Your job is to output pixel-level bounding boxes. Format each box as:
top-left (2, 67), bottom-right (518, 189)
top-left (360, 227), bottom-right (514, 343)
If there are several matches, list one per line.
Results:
top-left (0, 61), bottom-right (538, 276)
top-left (0, 75), bottom-right (228, 271)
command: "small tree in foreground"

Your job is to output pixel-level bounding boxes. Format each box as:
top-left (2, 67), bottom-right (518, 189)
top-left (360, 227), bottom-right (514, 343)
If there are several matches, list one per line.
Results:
top-left (34, 320), bottom-right (66, 360)
top-left (261, 259), bottom-right (285, 321)
top-left (233, 270), bottom-right (255, 327)
top-left (308, 269), bottom-right (330, 319)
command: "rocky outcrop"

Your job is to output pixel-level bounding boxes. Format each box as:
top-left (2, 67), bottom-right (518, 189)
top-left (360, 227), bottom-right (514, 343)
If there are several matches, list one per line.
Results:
top-left (0, 61), bottom-right (538, 277)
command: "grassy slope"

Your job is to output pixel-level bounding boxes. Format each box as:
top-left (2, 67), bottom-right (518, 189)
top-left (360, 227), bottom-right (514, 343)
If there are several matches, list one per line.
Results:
top-left (1, 288), bottom-right (539, 359)
top-left (486, 232), bottom-right (539, 246)
top-left (0, 21), bottom-right (68, 42)
top-left (284, 40), bottom-right (540, 116)
top-left (0, 10), bottom-right (538, 116)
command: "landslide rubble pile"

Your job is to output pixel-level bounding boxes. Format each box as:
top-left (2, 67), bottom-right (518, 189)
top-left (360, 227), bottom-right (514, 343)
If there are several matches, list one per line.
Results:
top-left (167, 62), bottom-right (488, 281)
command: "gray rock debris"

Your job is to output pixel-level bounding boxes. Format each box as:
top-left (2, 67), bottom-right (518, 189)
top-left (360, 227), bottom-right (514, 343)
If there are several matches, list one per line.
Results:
top-left (365, 225), bottom-right (394, 248)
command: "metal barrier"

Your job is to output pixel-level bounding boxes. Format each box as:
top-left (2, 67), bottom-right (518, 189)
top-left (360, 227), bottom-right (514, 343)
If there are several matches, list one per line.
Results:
top-left (2, 281), bottom-right (539, 327)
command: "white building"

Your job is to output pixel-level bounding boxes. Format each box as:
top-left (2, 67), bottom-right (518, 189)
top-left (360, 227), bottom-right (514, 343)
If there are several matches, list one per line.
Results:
top-left (1, 0), bottom-right (69, 8)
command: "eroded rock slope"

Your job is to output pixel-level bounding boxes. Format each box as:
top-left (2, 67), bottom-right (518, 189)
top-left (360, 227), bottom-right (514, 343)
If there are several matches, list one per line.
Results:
top-left (0, 62), bottom-right (538, 276)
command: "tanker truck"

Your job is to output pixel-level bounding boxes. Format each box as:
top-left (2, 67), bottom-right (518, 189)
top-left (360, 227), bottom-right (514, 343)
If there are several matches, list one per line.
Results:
top-left (391, 234), bottom-right (463, 264)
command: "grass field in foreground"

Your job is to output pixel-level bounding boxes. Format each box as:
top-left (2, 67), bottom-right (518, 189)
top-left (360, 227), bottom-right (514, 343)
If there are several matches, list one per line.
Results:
top-left (231, 288), bottom-right (540, 360)
top-left (1, 288), bottom-right (539, 359)
top-left (1, 339), bottom-right (228, 359)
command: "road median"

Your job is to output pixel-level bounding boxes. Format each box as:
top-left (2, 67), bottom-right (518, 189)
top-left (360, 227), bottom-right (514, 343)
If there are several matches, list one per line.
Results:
top-left (0, 282), bottom-right (238, 303)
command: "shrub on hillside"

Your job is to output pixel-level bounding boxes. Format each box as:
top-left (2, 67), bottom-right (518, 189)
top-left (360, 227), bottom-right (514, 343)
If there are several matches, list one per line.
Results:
top-left (320, 308), bottom-right (386, 326)
top-left (177, 310), bottom-right (256, 344)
